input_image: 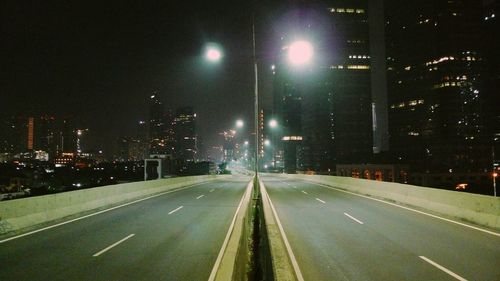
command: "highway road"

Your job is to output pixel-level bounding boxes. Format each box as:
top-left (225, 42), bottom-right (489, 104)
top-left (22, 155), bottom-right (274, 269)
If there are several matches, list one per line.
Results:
top-left (261, 175), bottom-right (500, 281)
top-left (0, 177), bottom-right (250, 281)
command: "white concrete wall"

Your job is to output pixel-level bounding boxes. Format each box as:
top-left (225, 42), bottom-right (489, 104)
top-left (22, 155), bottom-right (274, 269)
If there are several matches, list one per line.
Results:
top-left (275, 174), bottom-right (500, 230)
top-left (0, 175), bottom-right (223, 235)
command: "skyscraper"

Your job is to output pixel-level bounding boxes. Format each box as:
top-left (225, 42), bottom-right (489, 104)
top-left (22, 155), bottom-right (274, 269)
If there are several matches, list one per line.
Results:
top-left (272, 0), bottom-right (380, 173)
top-left (148, 92), bottom-right (166, 155)
top-left (173, 107), bottom-right (197, 162)
top-left (385, 0), bottom-right (493, 188)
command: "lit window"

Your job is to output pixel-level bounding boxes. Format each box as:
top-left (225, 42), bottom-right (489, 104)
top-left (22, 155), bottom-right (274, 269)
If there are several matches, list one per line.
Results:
top-left (347, 65), bottom-right (370, 70)
top-left (346, 8), bottom-right (355, 13)
top-left (356, 9), bottom-right (365, 14)
top-left (404, 66), bottom-right (411, 70)
top-left (337, 8), bottom-right (345, 13)
top-left (409, 100), bottom-right (417, 106)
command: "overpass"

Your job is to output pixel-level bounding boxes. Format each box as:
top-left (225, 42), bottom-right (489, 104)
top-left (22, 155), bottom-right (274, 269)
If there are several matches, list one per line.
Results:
top-left (0, 173), bottom-right (498, 280)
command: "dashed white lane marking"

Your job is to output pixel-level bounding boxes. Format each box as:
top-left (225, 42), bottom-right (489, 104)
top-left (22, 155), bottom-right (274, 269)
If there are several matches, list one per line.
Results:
top-left (209, 189), bottom-right (215, 193)
top-left (0, 182), bottom-right (207, 244)
top-left (344, 212), bottom-right (364, 224)
top-left (315, 198), bottom-right (326, 204)
top-left (196, 195), bottom-right (204, 199)
top-left (419, 256), bottom-right (468, 281)
top-left (301, 190), bottom-right (308, 195)
top-left (315, 183), bottom-right (500, 237)
top-left (93, 234), bottom-right (135, 257)
top-left (168, 206), bottom-right (183, 215)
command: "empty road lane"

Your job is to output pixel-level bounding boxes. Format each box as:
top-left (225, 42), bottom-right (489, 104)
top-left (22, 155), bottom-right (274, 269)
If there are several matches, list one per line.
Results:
top-left (262, 175), bottom-right (500, 281)
top-left (0, 176), bottom-right (250, 281)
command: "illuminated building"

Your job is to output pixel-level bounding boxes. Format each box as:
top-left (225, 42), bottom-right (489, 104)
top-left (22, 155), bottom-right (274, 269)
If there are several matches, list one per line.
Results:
top-left (385, 0), bottom-right (493, 187)
top-left (273, 0), bottom-right (384, 173)
top-left (60, 117), bottom-right (77, 154)
top-left (27, 117), bottom-right (34, 151)
top-left (0, 116), bottom-right (24, 158)
top-left (37, 115), bottom-right (58, 160)
top-left (173, 106), bottom-right (197, 162)
top-left (221, 130), bottom-right (236, 162)
top-left (148, 92), bottom-right (166, 155)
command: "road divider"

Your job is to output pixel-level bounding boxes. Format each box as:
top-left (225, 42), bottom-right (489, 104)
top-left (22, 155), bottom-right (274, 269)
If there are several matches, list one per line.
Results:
top-left (0, 175), bottom-right (226, 238)
top-left (209, 179), bottom-right (254, 281)
top-left (260, 179), bottom-right (303, 281)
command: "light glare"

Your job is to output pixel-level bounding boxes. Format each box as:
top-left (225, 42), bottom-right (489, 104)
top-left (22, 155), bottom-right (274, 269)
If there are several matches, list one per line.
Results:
top-left (269, 119), bottom-right (278, 128)
top-left (236, 119), bottom-right (244, 128)
top-left (288, 40), bottom-right (314, 66)
top-left (206, 48), bottom-right (221, 61)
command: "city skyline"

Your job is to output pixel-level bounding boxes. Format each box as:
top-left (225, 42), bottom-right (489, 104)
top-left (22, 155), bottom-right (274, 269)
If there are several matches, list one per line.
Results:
top-left (1, 1), bottom-right (280, 154)
top-left (1, 0), bottom-right (498, 194)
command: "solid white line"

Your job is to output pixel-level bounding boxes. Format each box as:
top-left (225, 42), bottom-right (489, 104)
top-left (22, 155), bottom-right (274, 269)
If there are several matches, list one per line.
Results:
top-left (93, 234), bottom-right (135, 257)
top-left (0, 182), bottom-right (208, 244)
top-left (208, 180), bottom-right (252, 281)
top-left (315, 198), bottom-right (326, 204)
top-left (344, 212), bottom-right (364, 224)
top-left (168, 206), bottom-right (183, 215)
top-left (315, 183), bottom-right (500, 237)
top-left (196, 195), bottom-right (204, 199)
top-left (263, 182), bottom-right (305, 281)
top-left (301, 190), bottom-right (308, 195)
top-left (419, 256), bottom-right (468, 281)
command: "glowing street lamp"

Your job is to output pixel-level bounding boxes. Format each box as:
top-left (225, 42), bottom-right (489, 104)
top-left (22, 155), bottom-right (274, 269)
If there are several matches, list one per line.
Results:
top-left (288, 40), bottom-right (314, 66)
top-left (204, 43), bottom-right (223, 63)
top-left (236, 119), bottom-right (244, 128)
top-left (269, 119), bottom-right (278, 128)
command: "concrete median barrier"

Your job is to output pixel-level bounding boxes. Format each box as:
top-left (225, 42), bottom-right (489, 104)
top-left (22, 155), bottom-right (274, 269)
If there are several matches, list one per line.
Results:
top-left (0, 175), bottom-right (225, 236)
top-left (272, 174), bottom-right (500, 230)
top-left (259, 179), bottom-right (301, 281)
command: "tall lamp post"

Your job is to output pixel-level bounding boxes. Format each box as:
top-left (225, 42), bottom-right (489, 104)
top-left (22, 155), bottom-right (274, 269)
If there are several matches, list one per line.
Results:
top-left (205, 26), bottom-right (313, 176)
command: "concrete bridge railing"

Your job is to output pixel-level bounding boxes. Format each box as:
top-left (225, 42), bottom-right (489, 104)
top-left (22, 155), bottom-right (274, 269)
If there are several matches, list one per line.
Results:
top-left (273, 174), bottom-right (500, 230)
top-left (0, 175), bottom-right (225, 236)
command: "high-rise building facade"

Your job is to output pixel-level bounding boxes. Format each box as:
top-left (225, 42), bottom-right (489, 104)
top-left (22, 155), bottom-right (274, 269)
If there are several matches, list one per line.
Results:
top-left (148, 92), bottom-right (166, 155)
top-left (173, 107), bottom-right (197, 162)
top-left (272, 0), bottom-right (380, 173)
top-left (385, 0), bottom-right (494, 188)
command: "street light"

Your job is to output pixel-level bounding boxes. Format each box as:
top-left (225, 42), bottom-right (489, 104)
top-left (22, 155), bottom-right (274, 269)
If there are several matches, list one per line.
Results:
top-left (288, 40), bottom-right (314, 66)
top-left (236, 119), bottom-right (244, 128)
top-left (204, 43), bottom-right (223, 63)
top-left (269, 119), bottom-right (278, 128)
top-left (206, 28), bottom-right (313, 176)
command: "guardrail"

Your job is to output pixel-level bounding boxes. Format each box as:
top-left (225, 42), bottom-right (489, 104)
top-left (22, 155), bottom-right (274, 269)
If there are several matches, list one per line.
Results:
top-left (0, 175), bottom-right (225, 236)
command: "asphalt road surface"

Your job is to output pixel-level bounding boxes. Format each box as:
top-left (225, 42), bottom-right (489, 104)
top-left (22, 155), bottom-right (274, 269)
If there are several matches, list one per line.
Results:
top-left (261, 175), bottom-right (500, 281)
top-left (0, 177), bottom-right (249, 281)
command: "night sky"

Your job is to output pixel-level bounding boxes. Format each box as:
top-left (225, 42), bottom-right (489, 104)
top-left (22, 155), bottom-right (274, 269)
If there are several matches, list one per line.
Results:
top-left (1, 1), bottom-right (287, 154)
